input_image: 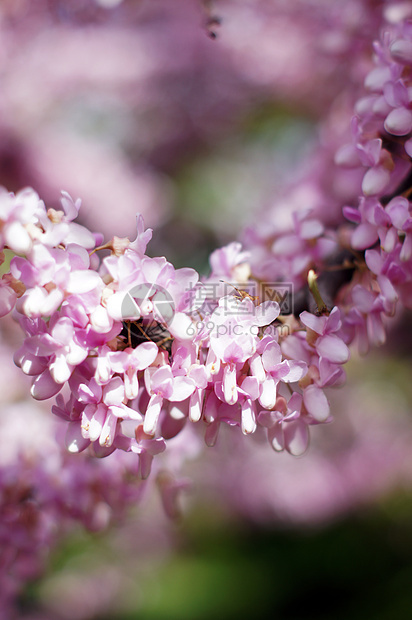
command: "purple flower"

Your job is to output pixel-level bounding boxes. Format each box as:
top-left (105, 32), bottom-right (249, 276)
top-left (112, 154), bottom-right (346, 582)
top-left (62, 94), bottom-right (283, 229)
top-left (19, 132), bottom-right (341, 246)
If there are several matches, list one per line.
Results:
top-left (143, 365), bottom-right (197, 436)
top-left (108, 342), bottom-right (158, 399)
top-left (351, 284), bottom-right (387, 347)
top-left (131, 424), bottom-right (166, 479)
top-left (258, 394), bottom-right (309, 456)
top-left (208, 295), bottom-right (280, 365)
top-left (300, 306), bottom-right (350, 365)
top-left (257, 339), bottom-right (307, 410)
top-left (0, 187), bottom-right (40, 254)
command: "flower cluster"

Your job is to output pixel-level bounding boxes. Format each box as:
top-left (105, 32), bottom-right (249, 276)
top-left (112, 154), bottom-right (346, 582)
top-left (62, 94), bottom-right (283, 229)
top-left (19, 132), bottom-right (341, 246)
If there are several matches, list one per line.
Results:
top-left (0, 185), bottom-right (354, 473)
top-left (243, 12), bottom-right (412, 369)
top-left (0, 396), bottom-right (145, 612)
top-left (335, 17), bottom-right (412, 352)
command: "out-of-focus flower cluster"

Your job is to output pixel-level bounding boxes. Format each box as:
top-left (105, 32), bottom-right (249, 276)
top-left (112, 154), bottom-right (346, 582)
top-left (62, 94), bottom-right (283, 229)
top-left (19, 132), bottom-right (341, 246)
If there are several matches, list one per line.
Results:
top-left (336, 16), bottom-right (412, 353)
top-left (195, 373), bottom-right (412, 525)
top-left (0, 335), bottom-right (145, 613)
top-left (0, 0), bottom-right (404, 242)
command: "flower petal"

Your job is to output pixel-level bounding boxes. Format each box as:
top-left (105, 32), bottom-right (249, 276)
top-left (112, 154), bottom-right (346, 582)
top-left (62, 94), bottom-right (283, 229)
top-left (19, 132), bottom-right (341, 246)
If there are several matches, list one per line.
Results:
top-left (303, 385), bottom-right (330, 422)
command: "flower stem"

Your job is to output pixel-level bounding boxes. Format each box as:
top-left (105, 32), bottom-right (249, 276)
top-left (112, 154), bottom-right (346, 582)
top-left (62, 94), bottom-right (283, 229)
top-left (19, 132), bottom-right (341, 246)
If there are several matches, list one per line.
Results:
top-left (307, 269), bottom-right (328, 314)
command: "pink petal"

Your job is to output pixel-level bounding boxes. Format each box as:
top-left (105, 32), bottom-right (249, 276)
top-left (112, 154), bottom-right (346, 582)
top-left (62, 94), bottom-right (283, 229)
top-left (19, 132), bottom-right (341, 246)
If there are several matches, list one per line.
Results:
top-left (133, 342), bottom-right (158, 369)
top-left (300, 311), bottom-right (327, 335)
top-left (87, 405), bottom-right (107, 442)
top-left (14, 349), bottom-right (47, 376)
top-left (90, 305), bottom-right (113, 333)
top-left (4, 221), bottom-right (32, 254)
top-left (66, 270), bottom-right (102, 294)
top-left (335, 144), bottom-right (360, 167)
top-left (401, 234), bottom-right (412, 261)
top-left (60, 190), bottom-right (80, 220)
top-left (0, 283), bottom-right (16, 317)
top-left (325, 306), bottom-right (342, 333)
top-left (261, 341), bottom-right (282, 371)
top-left (365, 249), bottom-right (383, 275)
top-left (268, 421), bottom-right (284, 452)
top-left (352, 285), bottom-right (375, 313)
top-left (139, 451), bottom-right (154, 480)
top-left (390, 39), bottom-right (412, 64)
top-left (66, 422), bottom-right (90, 453)
top-left (103, 377), bottom-right (125, 406)
top-left (288, 392), bottom-right (303, 413)
top-left (361, 167), bottom-right (390, 197)
top-left (168, 312), bottom-right (194, 340)
top-left (299, 219), bottom-right (324, 239)
top-left (258, 409), bottom-right (278, 428)
top-left (41, 288), bottom-right (64, 316)
top-left (205, 420), bottom-right (220, 447)
top-left (65, 223), bottom-right (96, 249)
top-left (249, 353), bottom-right (266, 383)
top-left (254, 301), bottom-right (280, 326)
top-left (351, 222), bottom-right (379, 250)
top-left (367, 313), bottom-right (386, 346)
top-left (281, 334), bottom-right (311, 364)
top-left (170, 376), bottom-right (196, 402)
top-left (405, 138), bottom-right (412, 158)
top-left (107, 291), bottom-right (139, 321)
top-left (281, 360), bottom-right (308, 382)
top-left (99, 412), bottom-right (118, 447)
top-left (364, 66), bottom-right (392, 91)
top-left (50, 354), bottom-right (73, 384)
top-left (66, 342), bottom-right (88, 366)
top-left (385, 196), bottom-right (409, 229)
top-left (384, 107), bottom-right (412, 136)
top-left (241, 375), bottom-right (260, 400)
top-left (31, 369), bottom-right (62, 400)
top-left (303, 385), bottom-right (330, 422)
top-left (316, 334), bottom-right (350, 364)
top-left (189, 365), bottom-right (208, 389)
top-left (284, 419), bottom-right (309, 456)
top-left (149, 365), bottom-right (173, 395)
top-left (51, 319), bottom-right (74, 345)
top-left (343, 206), bottom-right (362, 223)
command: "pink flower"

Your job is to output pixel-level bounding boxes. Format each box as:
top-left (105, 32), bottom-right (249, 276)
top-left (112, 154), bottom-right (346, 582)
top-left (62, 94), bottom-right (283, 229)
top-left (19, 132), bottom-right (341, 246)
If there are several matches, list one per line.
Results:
top-left (108, 342), bottom-right (159, 399)
top-left (143, 365), bottom-right (197, 436)
top-left (258, 394), bottom-right (309, 456)
top-left (300, 306), bottom-right (350, 364)
top-left (208, 296), bottom-right (280, 365)
top-left (256, 339), bottom-right (307, 410)
top-left (0, 187), bottom-right (40, 254)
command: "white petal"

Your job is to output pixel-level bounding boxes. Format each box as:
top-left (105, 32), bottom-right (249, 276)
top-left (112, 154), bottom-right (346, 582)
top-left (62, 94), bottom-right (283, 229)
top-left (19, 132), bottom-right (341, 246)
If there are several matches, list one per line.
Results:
top-left (258, 377), bottom-right (277, 410)
top-left (66, 270), bottom-right (102, 294)
top-left (241, 399), bottom-right (256, 435)
top-left (143, 393), bottom-right (163, 435)
top-left (168, 312), bottom-right (194, 340)
top-left (4, 221), bottom-right (32, 254)
top-left (189, 389), bottom-right (203, 422)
